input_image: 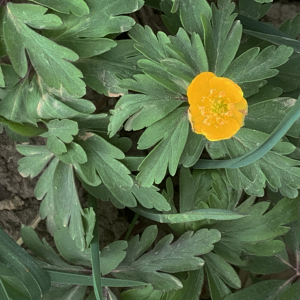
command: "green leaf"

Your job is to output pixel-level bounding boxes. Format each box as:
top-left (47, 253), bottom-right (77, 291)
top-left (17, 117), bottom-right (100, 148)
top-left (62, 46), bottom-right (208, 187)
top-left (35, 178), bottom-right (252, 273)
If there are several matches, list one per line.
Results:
top-left (48, 0), bottom-right (143, 39)
top-left (26, 76), bottom-right (95, 121)
top-left (206, 129), bottom-right (300, 197)
top-left (35, 158), bottom-right (87, 251)
top-left (16, 145), bottom-right (54, 178)
top-left (179, 130), bottom-right (206, 167)
top-left (241, 250), bottom-right (290, 275)
top-left (30, 0), bottom-right (89, 17)
top-left (45, 119), bottom-right (79, 155)
top-left (205, 263), bottom-right (231, 300)
top-left (238, 0), bottom-right (271, 20)
top-left (278, 282), bottom-right (300, 300)
top-left (243, 27), bottom-right (300, 54)
top-left (20, 226), bottom-right (78, 270)
top-left (41, 285), bottom-right (86, 300)
top-left (4, 3), bottom-right (86, 97)
top-left (129, 24), bottom-right (171, 63)
top-left (178, 0), bottom-right (211, 36)
top-left (0, 77), bottom-right (34, 125)
top-left (132, 205), bottom-right (244, 224)
top-left (0, 117), bottom-right (46, 137)
top-left (78, 133), bottom-right (133, 190)
top-left (114, 225), bottom-right (221, 290)
top-left (224, 280), bottom-right (288, 300)
top-left (75, 40), bottom-right (141, 95)
top-left (224, 45), bottom-right (293, 84)
top-left (268, 53), bottom-right (300, 93)
top-left (109, 94), bottom-right (182, 137)
top-left (122, 286), bottom-right (163, 300)
top-left (137, 107), bottom-right (190, 187)
top-left (203, 0), bottom-right (242, 76)
top-left (161, 270), bottom-right (204, 300)
top-left (46, 270), bottom-right (147, 287)
top-left (160, 0), bottom-right (182, 35)
top-left (0, 279), bottom-right (9, 300)
top-left (0, 66), bottom-right (4, 88)
top-left (0, 266), bottom-right (31, 300)
top-left (203, 252), bottom-right (241, 289)
top-left (213, 198), bottom-right (298, 263)
top-left (100, 241), bottom-right (127, 276)
top-left (168, 28), bottom-right (209, 74)
top-left (87, 196), bottom-right (102, 300)
top-left (82, 176), bottom-right (171, 211)
top-left (279, 13), bottom-right (300, 39)
top-left (245, 97), bottom-right (300, 138)
top-left (0, 227), bottom-right (51, 299)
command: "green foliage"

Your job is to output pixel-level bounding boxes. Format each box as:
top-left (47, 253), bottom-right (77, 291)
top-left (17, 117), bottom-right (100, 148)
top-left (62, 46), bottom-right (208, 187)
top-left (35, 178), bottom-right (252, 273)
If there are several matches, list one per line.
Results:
top-left (1, 0), bottom-right (300, 299)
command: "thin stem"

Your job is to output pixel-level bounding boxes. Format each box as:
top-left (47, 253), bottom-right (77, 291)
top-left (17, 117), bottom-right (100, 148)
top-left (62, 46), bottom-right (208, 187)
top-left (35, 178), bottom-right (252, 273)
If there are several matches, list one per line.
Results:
top-left (274, 254), bottom-right (298, 273)
top-left (124, 213), bottom-right (139, 240)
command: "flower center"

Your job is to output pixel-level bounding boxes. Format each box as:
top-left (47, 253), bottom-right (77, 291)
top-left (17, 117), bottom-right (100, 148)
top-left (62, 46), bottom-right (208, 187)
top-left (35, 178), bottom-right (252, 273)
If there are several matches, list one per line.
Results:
top-left (198, 89), bottom-right (236, 128)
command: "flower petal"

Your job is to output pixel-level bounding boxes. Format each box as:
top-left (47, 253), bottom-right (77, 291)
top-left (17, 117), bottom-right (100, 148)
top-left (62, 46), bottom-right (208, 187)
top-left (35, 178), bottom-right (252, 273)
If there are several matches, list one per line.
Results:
top-left (187, 72), bottom-right (216, 106)
top-left (202, 117), bottom-right (241, 141)
top-left (209, 77), bottom-right (243, 104)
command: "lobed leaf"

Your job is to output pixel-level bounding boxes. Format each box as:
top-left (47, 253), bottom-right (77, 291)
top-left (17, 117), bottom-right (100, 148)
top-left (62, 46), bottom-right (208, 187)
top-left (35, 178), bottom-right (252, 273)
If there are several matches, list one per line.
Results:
top-left (224, 45), bottom-right (293, 84)
top-left (203, 0), bottom-right (242, 76)
top-left (4, 3), bottom-right (86, 97)
top-left (114, 225), bottom-right (221, 290)
top-left (205, 129), bottom-right (300, 197)
top-left (30, 0), bottom-right (89, 17)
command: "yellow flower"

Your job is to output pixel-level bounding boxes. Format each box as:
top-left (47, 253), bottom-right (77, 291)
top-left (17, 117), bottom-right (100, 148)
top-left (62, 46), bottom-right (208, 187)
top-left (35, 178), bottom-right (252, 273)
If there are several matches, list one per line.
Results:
top-left (187, 72), bottom-right (248, 141)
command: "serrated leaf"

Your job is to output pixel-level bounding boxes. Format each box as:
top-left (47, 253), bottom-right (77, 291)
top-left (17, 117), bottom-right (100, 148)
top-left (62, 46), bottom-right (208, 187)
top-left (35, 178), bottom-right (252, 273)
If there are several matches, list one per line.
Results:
top-left (30, 0), bottom-right (89, 17)
top-left (224, 45), bottom-right (293, 84)
top-left (78, 133), bottom-right (133, 190)
top-left (114, 225), bottom-right (221, 290)
top-left (203, 0), bottom-right (242, 76)
top-left (75, 40), bottom-right (141, 95)
top-left (137, 107), bottom-right (190, 187)
top-left (4, 3), bottom-right (86, 97)
top-left (205, 129), bottom-right (300, 197)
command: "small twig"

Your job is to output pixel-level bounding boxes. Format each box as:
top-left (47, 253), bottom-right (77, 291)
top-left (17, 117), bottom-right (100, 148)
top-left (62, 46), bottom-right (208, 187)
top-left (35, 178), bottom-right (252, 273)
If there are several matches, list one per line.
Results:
top-left (274, 254), bottom-right (298, 273)
top-left (17, 214), bottom-right (42, 246)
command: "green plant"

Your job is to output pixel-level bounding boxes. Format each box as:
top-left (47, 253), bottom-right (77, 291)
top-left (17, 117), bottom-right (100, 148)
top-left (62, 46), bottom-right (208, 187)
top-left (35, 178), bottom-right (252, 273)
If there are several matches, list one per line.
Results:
top-left (1, 0), bottom-right (300, 299)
